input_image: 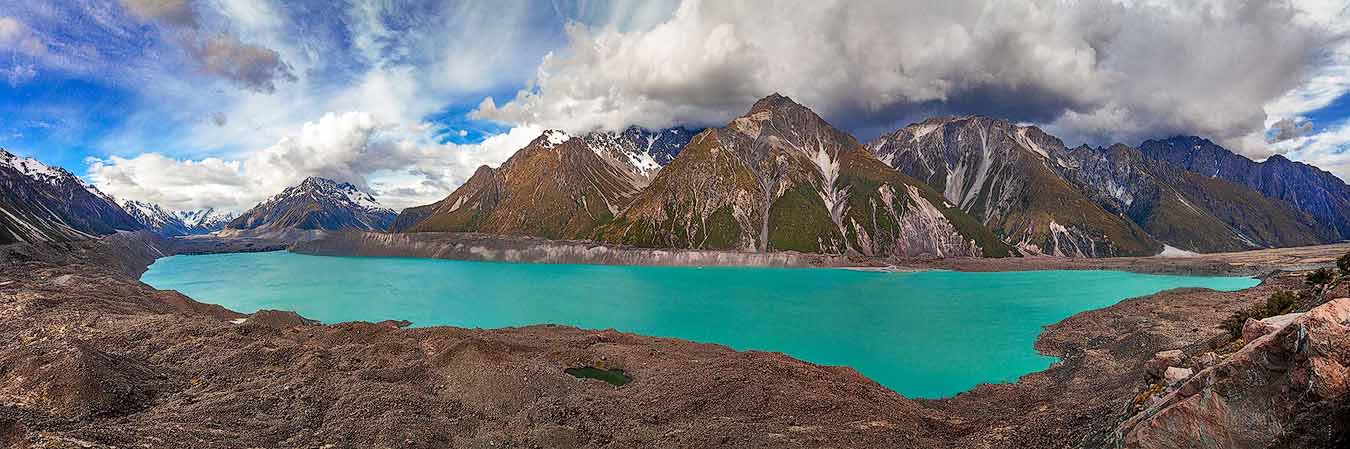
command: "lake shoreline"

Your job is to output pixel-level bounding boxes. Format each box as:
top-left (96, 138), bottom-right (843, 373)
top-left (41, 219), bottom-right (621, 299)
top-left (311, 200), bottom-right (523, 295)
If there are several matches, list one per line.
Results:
top-left (3, 231), bottom-right (1344, 447)
top-left (285, 230), bottom-right (1350, 277)
top-left (141, 250), bottom-right (1259, 399)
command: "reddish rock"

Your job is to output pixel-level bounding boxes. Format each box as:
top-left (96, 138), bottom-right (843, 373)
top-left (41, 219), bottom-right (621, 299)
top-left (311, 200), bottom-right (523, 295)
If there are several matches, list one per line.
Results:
top-left (1240, 312), bottom-right (1301, 342)
top-left (1118, 298), bottom-right (1350, 448)
top-left (1162, 367), bottom-right (1193, 385)
top-left (1191, 352), bottom-right (1218, 371)
top-left (1145, 350), bottom-right (1185, 378)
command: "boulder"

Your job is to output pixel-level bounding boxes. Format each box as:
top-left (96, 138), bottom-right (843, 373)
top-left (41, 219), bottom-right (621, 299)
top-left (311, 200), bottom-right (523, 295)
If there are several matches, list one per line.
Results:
top-left (1145, 350), bottom-right (1185, 378)
top-left (1240, 312), bottom-right (1302, 342)
top-left (1191, 352), bottom-right (1218, 371)
top-left (1162, 367), bottom-right (1193, 385)
top-left (1118, 298), bottom-right (1350, 448)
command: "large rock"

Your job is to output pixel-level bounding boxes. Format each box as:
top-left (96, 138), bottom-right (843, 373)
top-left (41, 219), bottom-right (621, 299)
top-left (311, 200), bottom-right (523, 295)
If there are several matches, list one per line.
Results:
top-left (1145, 349), bottom-right (1185, 378)
top-left (1162, 367), bottom-right (1193, 386)
top-left (1118, 298), bottom-right (1350, 448)
top-left (1240, 312), bottom-right (1302, 342)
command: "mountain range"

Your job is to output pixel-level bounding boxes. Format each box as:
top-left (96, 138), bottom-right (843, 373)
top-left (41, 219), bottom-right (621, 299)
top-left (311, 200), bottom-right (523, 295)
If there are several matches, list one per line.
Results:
top-left (122, 200), bottom-right (236, 236)
top-left (394, 94), bottom-right (1350, 257)
top-left (221, 176), bottom-right (396, 240)
top-left (1139, 136), bottom-right (1350, 241)
top-left (5, 94), bottom-right (1349, 258)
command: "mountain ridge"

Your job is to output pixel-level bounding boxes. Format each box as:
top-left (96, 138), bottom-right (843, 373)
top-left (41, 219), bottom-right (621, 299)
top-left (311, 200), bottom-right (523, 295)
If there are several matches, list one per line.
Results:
top-left (867, 116), bottom-right (1159, 257)
top-left (0, 148), bottom-right (143, 244)
top-left (224, 176), bottom-right (396, 238)
top-left (1138, 136), bottom-right (1350, 241)
top-left (122, 200), bottom-right (237, 237)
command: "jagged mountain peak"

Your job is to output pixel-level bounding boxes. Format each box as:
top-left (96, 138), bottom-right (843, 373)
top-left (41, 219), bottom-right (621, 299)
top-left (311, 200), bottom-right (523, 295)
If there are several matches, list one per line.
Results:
top-left (227, 177), bottom-right (396, 236)
top-left (605, 95), bottom-right (1010, 257)
top-left (268, 176), bottom-right (390, 214)
top-left (748, 92), bottom-right (796, 112)
top-left (0, 148), bottom-right (77, 186)
top-left (868, 115), bottom-right (1158, 257)
top-left (119, 200), bottom-right (237, 236)
top-left (392, 125), bottom-right (698, 236)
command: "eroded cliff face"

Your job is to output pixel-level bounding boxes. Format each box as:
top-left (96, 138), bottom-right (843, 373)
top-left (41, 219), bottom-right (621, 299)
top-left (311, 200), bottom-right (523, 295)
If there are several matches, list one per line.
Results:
top-left (605, 94), bottom-right (1009, 258)
top-left (867, 117), bottom-right (1158, 257)
top-left (1118, 298), bottom-right (1350, 449)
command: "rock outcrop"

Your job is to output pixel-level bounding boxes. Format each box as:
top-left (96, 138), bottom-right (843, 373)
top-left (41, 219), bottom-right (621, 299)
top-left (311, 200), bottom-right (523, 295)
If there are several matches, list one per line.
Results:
top-left (1118, 298), bottom-right (1350, 448)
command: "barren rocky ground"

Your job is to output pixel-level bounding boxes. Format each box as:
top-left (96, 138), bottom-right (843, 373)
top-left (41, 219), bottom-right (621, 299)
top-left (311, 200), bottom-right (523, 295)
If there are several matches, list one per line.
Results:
top-left (2, 233), bottom-right (1347, 448)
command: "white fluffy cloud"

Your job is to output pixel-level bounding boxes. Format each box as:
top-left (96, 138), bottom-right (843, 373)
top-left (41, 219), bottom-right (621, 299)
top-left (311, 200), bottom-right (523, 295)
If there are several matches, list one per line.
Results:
top-left (475, 0), bottom-right (1343, 158)
top-left (88, 111), bottom-right (542, 212)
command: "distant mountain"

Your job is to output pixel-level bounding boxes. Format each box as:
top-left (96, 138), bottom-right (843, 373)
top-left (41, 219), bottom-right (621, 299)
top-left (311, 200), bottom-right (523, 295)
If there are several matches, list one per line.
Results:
top-left (224, 177), bottom-right (395, 239)
top-left (1139, 136), bottom-right (1350, 241)
top-left (392, 126), bottom-right (698, 237)
top-left (603, 94), bottom-right (1011, 257)
top-left (867, 116), bottom-right (1158, 257)
top-left (123, 200), bottom-right (192, 236)
top-left (1058, 144), bottom-right (1333, 253)
top-left (0, 149), bottom-right (143, 244)
top-left (176, 208), bottom-right (236, 234)
top-left (122, 201), bottom-right (237, 237)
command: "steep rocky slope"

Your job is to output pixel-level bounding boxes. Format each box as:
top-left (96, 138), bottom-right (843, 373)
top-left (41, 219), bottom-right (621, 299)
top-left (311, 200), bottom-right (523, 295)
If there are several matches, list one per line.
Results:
top-left (1140, 136), bottom-right (1350, 241)
top-left (867, 117), bottom-right (1157, 257)
top-left (0, 149), bottom-right (143, 244)
top-left (224, 177), bottom-right (395, 237)
top-left (604, 94), bottom-right (1010, 257)
top-left (1059, 144), bottom-right (1333, 253)
top-left (393, 127), bottom-right (696, 237)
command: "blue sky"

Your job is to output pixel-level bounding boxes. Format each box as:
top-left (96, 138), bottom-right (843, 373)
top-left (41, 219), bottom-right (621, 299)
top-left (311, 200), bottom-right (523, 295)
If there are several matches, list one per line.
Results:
top-left (1, 0), bottom-right (1348, 212)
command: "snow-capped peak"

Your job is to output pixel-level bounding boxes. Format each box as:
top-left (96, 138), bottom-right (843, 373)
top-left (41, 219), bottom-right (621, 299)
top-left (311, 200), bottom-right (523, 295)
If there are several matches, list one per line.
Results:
top-left (541, 130), bottom-right (571, 148)
top-left (1, 148), bottom-right (72, 186)
top-left (176, 208), bottom-right (236, 229)
top-left (278, 176), bottom-right (392, 214)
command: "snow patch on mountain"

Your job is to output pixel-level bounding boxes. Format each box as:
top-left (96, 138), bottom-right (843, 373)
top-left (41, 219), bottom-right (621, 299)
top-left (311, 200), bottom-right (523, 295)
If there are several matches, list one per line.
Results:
top-left (1, 149), bottom-right (70, 186)
top-left (1157, 245), bottom-right (1200, 257)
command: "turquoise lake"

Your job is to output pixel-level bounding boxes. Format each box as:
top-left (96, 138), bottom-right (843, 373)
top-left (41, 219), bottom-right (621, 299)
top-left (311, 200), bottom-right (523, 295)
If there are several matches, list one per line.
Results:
top-left (140, 251), bottom-right (1258, 398)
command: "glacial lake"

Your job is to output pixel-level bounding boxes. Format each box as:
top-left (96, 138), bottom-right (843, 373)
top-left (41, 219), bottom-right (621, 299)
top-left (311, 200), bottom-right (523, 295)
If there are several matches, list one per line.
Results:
top-left (140, 251), bottom-right (1258, 398)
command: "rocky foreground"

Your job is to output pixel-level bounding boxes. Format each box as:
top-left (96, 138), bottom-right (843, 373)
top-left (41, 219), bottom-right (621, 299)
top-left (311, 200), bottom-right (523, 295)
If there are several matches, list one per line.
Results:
top-left (2, 233), bottom-right (1348, 448)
